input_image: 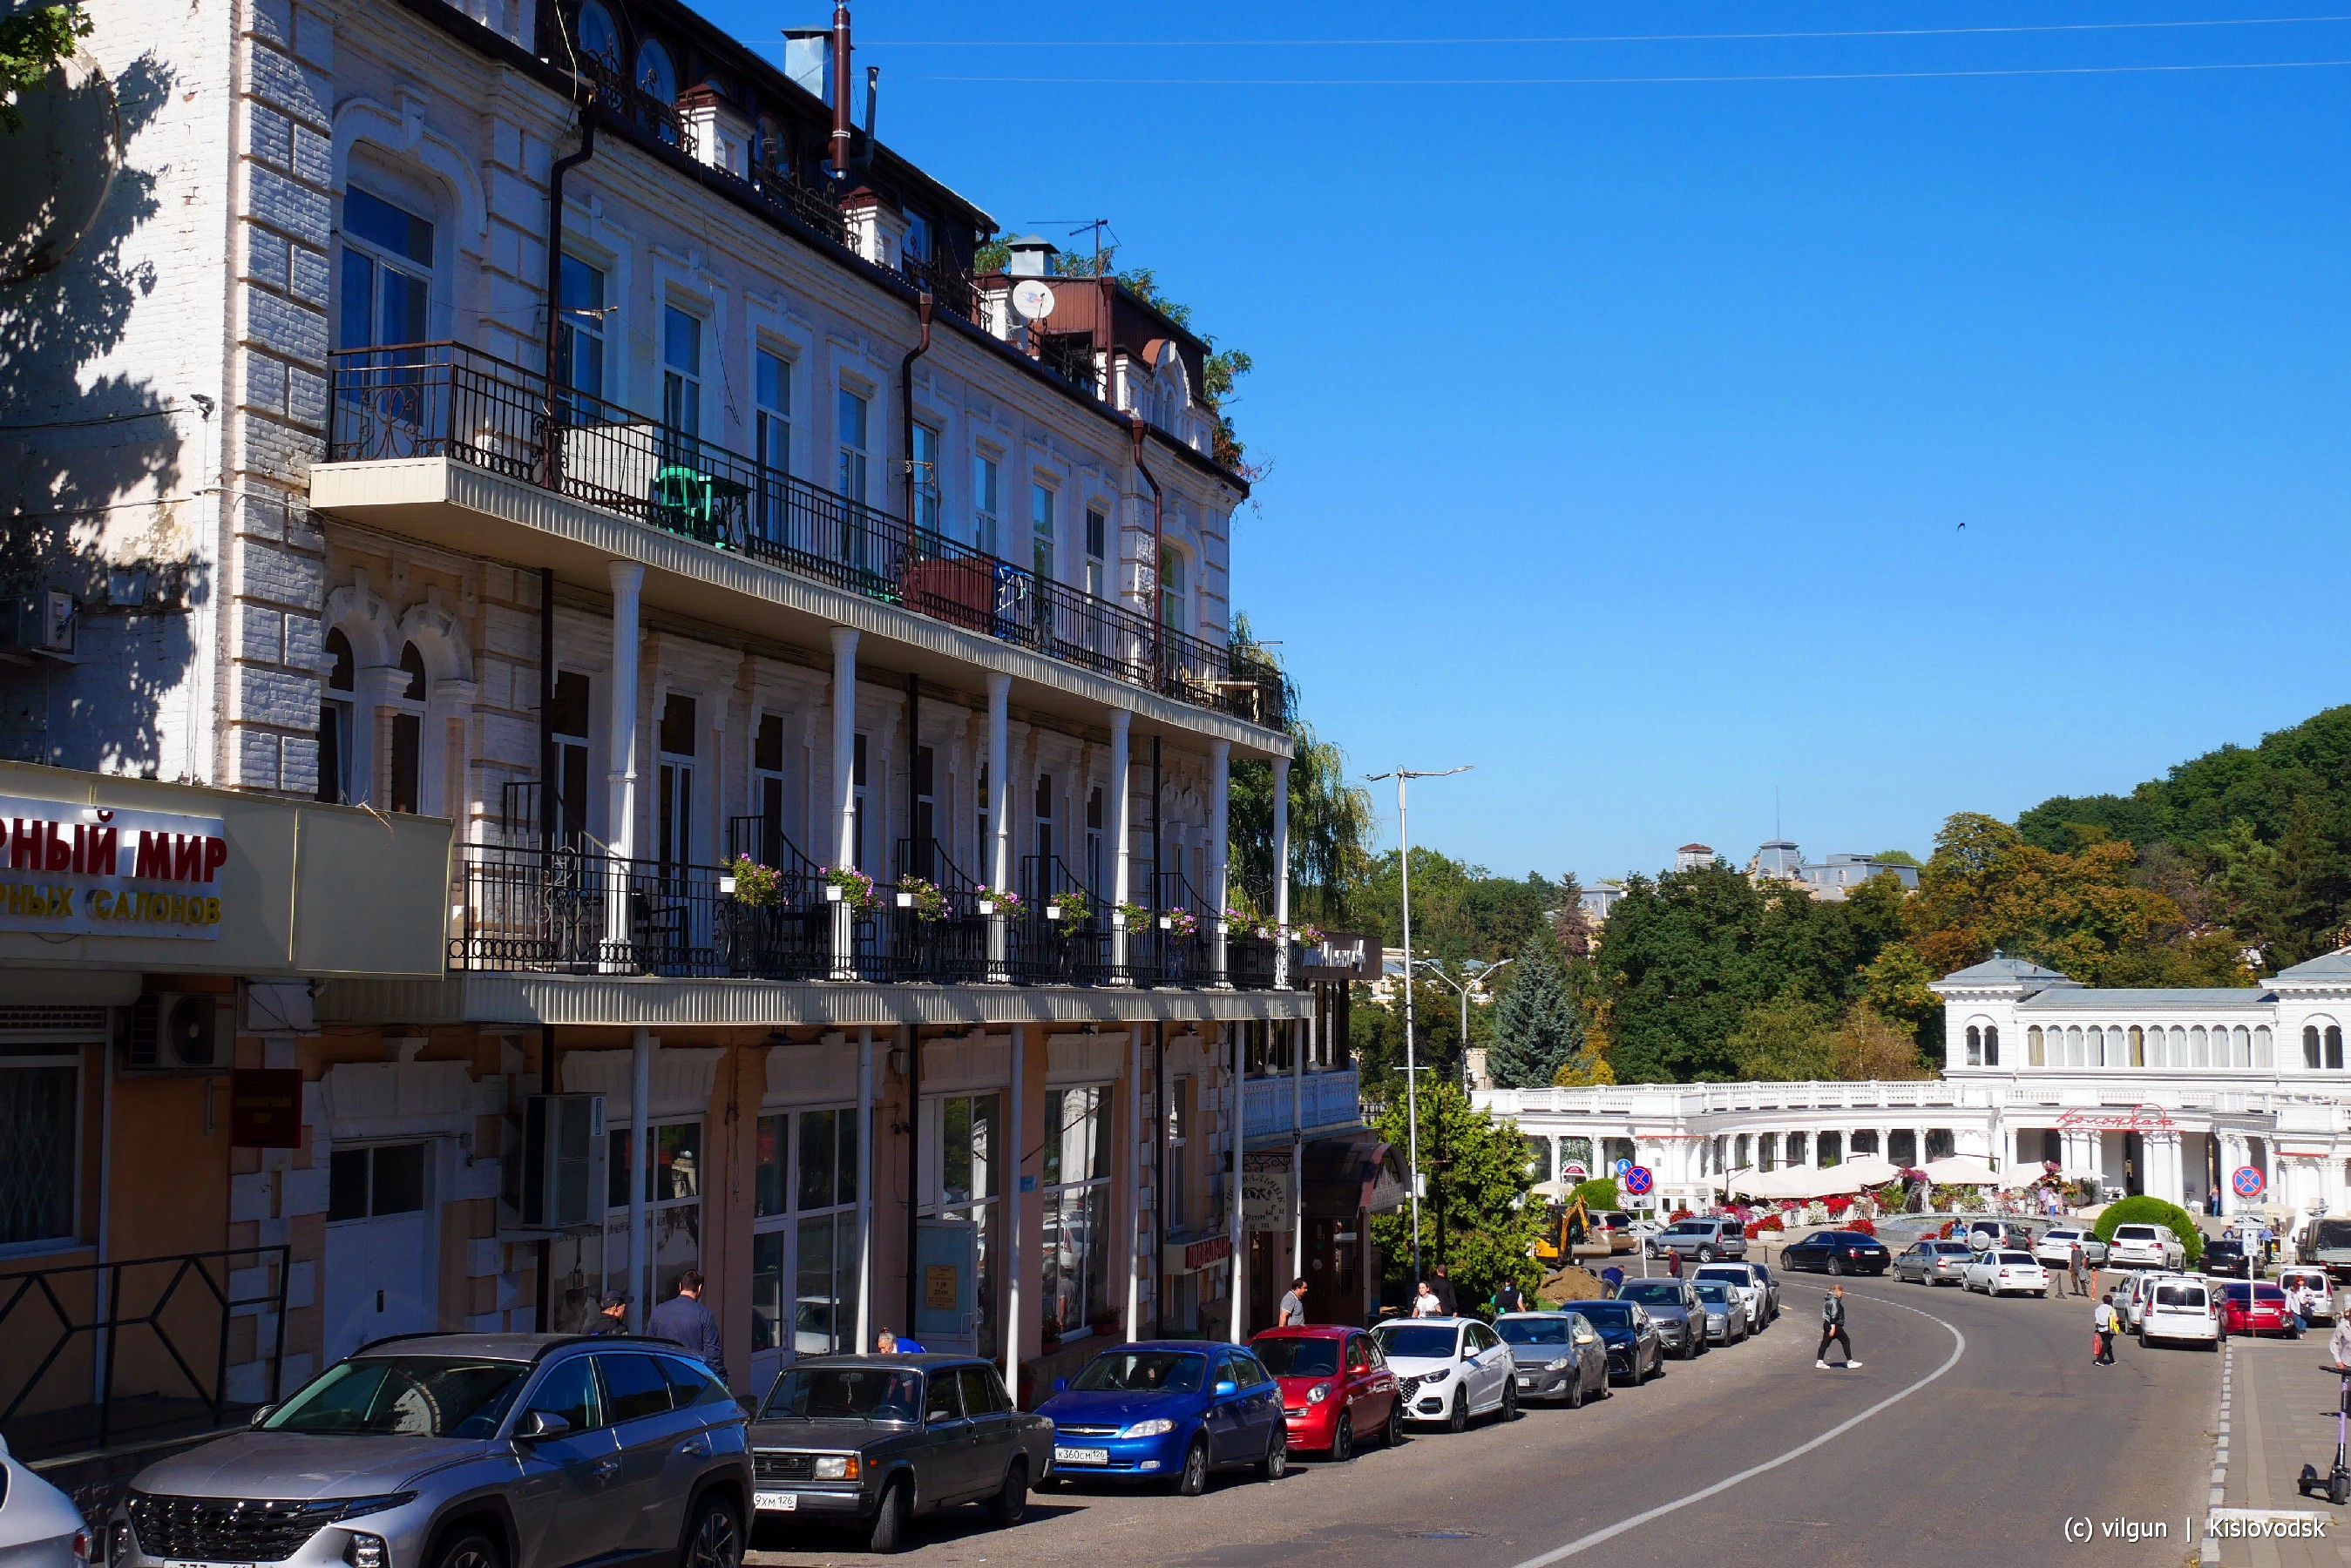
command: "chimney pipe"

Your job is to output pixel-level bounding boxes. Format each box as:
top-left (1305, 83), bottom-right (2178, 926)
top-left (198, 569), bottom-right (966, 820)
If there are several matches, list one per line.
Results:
top-left (858, 64), bottom-right (878, 167)
top-left (829, 2), bottom-right (853, 179)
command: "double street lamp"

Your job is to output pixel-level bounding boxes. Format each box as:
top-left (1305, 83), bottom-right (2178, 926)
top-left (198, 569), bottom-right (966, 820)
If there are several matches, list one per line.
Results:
top-left (1365, 763), bottom-right (1472, 1292)
top-left (1413, 956), bottom-right (1516, 1092)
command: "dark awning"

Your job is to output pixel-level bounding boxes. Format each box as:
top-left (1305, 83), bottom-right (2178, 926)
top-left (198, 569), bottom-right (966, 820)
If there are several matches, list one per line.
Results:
top-left (1301, 1130), bottom-right (1406, 1219)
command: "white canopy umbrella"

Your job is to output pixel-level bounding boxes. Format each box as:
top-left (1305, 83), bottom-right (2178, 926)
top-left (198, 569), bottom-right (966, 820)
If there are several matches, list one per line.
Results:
top-left (1531, 1179), bottom-right (1578, 1200)
top-left (1996, 1162), bottom-right (2059, 1189)
top-left (1785, 1166), bottom-right (1867, 1200)
top-left (1921, 1154), bottom-right (2001, 1186)
top-left (1836, 1155), bottom-right (1903, 1188)
top-left (1726, 1167), bottom-right (1797, 1200)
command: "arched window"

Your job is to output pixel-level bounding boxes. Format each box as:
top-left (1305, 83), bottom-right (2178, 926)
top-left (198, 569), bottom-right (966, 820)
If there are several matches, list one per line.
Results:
top-left (576, 0), bottom-right (620, 66)
top-left (2028, 1025), bottom-right (2045, 1066)
top-left (2170, 1025), bottom-right (2187, 1064)
top-left (2128, 1025), bottom-right (2145, 1067)
top-left (2232, 1025), bottom-right (2252, 1069)
top-left (390, 641), bottom-right (428, 814)
top-left (316, 628), bottom-right (355, 805)
top-left (1983, 1024), bottom-right (1999, 1066)
top-left (2330, 1026), bottom-right (2345, 1071)
top-left (2306, 1025), bottom-right (2323, 1070)
top-left (2255, 1025), bottom-right (2273, 1069)
top-left (2065, 1025), bottom-right (2083, 1067)
top-left (2191, 1026), bottom-right (2209, 1068)
top-left (637, 38), bottom-right (677, 102)
top-left (1966, 1025), bottom-right (1982, 1067)
top-left (2087, 1025), bottom-right (2104, 1066)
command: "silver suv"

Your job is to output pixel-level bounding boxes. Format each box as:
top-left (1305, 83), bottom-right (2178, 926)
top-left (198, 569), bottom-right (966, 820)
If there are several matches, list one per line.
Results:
top-left (108, 1335), bottom-right (750, 1568)
top-left (1649, 1217), bottom-right (1748, 1262)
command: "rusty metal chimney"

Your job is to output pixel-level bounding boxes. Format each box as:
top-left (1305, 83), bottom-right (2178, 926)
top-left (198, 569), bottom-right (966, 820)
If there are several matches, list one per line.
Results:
top-left (829, 2), bottom-right (853, 178)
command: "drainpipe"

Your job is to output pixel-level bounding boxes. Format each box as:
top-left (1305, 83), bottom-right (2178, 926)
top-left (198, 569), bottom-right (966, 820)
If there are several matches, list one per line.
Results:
top-left (538, 567), bottom-right (557, 848)
top-left (540, 115), bottom-right (597, 440)
top-left (1128, 419), bottom-right (1163, 677)
top-left (900, 292), bottom-right (934, 537)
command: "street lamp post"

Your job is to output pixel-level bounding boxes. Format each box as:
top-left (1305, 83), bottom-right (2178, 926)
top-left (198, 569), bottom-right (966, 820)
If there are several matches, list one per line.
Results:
top-left (1366, 764), bottom-right (1472, 1293)
top-left (1413, 956), bottom-right (1515, 1093)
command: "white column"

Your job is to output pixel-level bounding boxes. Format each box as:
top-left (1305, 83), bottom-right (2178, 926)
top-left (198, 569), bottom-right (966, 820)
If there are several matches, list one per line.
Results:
top-left (1005, 1024), bottom-right (1024, 1382)
top-left (986, 673), bottom-right (1011, 977)
top-left (1228, 1024), bottom-right (1245, 1342)
top-left (1209, 739), bottom-right (1231, 985)
top-left (1270, 754), bottom-right (1291, 987)
top-left (829, 628), bottom-right (858, 978)
top-left (1125, 1031), bottom-right (1144, 1342)
top-left (1108, 710), bottom-right (1133, 979)
top-left (349, 667), bottom-right (402, 807)
top-left (856, 1027), bottom-right (873, 1354)
top-left (603, 565), bottom-right (644, 966)
top-left (1292, 1008), bottom-right (1307, 1292)
top-left (629, 1025), bottom-right (653, 1328)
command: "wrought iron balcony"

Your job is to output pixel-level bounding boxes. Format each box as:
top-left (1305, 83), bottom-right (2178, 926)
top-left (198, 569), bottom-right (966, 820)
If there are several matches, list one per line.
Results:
top-left (325, 342), bottom-right (1287, 728)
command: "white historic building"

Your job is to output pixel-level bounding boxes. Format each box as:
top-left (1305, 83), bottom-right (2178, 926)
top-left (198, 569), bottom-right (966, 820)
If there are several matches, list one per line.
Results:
top-left (1476, 951), bottom-right (2351, 1220)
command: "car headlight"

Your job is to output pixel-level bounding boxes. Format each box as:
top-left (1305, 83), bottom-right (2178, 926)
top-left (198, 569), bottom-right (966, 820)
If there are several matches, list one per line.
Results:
top-left (812, 1456), bottom-right (860, 1481)
top-left (1306, 1382), bottom-right (1331, 1405)
top-left (1422, 1367), bottom-right (1450, 1383)
top-left (1546, 1357), bottom-right (1574, 1372)
top-left (1119, 1418), bottom-right (1176, 1439)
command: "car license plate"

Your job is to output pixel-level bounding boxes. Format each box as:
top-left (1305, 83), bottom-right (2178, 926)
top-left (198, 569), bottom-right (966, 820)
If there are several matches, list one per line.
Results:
top-left (1054, 1446), bottom-right (1109, 1466)
top-left (168, 1561), bottom-right (255, 1568)
top-left (752, 1490), bottom-right (797, 1512)
top-left (1517, 1375), bottom-right (1535, 1387)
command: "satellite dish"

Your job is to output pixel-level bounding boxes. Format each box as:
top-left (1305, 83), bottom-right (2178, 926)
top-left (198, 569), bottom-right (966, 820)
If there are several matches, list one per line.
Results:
top-left (1011, 280), bottom-right (1057, 321)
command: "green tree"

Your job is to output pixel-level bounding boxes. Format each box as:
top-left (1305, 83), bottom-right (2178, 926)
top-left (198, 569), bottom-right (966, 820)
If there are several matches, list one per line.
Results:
top-left (2, 3), bottom-right (88, 132)
top-left (1727, 989), bottom-right (1835, 1080)
top-left (1486, 931), bottom-right (1588, 1088)
top-left (1369, 1080), bottom-right (1541, 1304)
top-left (1225, 616), bottom-right (1375, 929)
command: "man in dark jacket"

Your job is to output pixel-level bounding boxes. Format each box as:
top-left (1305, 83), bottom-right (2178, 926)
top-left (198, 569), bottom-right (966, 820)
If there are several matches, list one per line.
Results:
top-left (1432, 1266), bottom-right (1458, 1315)
top-left (647, 1270), bottom-right (726, 1381)
top-left (586, 1294), bottom-right (630, 1335)
top-left (1816, 1284), bottom-right (1860, 1369)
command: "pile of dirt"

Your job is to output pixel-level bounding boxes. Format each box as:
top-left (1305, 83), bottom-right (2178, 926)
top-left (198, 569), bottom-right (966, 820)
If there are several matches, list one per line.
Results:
top-left (1536, 1265), bottom-right (1606, 1305)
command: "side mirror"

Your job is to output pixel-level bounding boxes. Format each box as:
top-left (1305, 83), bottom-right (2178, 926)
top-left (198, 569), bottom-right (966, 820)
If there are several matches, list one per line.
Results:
top-left (248, 1405), bottom-right (277, 1429)
top-left (1053, 1377), bottom-right (1069, 1394)
top-left (516, 1409), bottom-right (572, 1442)
top-left (1212, 1380), bottom-right (1238, 1397)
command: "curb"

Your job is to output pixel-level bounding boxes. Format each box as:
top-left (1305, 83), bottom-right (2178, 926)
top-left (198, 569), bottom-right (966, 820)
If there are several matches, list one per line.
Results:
top-left (2201, 1342), bottom-right (2231, 1566)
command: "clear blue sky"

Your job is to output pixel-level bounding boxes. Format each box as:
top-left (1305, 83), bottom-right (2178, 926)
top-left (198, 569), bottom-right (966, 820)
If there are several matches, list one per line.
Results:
top-left (713, 2), bottom-right (2351, 884)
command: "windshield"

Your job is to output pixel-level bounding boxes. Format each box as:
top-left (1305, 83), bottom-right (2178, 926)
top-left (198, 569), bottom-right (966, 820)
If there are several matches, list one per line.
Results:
top-left (1932, 1243), bottom-right (1972, 1255)
top-left (762, 1365), bottom-right (922, 1422)
top-left (2154, 1285), bottom-right (2206, 1308)
top-left (2314, 1221), bottom-right (2351, 1250)
top-left (1616, 1282), bottom-right (1684, 1306)
top-left (1995, 1253), bottom-right (2035, 1266)
top-left (1691, 1282), bottom-right (1733, 1304)
top-left (2253, 1285), bottom-right (2288, 1303)
top-left (266, 1356), bottom-right (527, 1437)
top-left (1563, 1302), bottom-right (1634, 1331)
top-left (1071, 1352), bottom-right (1207, 1393)
top-left (1252, 1338), bottom-right (1340, 1377)
top-left (1372, 1325), bottom-right (1461, 1360)
top-left (1692, 1268), bottom-right (1749, 1286)
top-left (1494, 1317), bottom-right (1571, 1346)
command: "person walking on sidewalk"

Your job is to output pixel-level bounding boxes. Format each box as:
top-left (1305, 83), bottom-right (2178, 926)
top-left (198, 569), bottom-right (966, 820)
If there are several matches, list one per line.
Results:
top-left (2068, 1241), bottom-right (2089, 1298)
top-left (2092, 1293), bottom-right (2118, 1365)
top-left (1817, 1285), bottom-right (1860, 1369)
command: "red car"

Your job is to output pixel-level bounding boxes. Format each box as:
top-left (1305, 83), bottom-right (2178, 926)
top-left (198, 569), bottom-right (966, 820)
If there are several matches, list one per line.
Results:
top-left (1249, 1325), bottom-right (1403, 1461)
top-left (2219, 1280), bottom-right (2300, 1337)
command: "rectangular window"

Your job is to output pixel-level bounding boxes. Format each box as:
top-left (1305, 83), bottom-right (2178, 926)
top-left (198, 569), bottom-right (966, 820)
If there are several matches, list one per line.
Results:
top-left (552, 671), bottom-right (592, 850)
top-left (904, 211), bottom-right (932, 262)
top-left (1030, 482), bottom-right (1056, 585)
top-left (837, 388), bottom-right (870, 504)
top-left (851, 732), bottom-right (868, 871)
top-left (973, 454), bottom-right (999, 555)
top-left (1041, 1085), bottom-right (1111, 1341)
top-left (657, 693), bottom-right (695, 871)
top-left (559, 255), bottom-right (606, 401)
top-left (751, 713), bottom-right (787, 868)
top-left (0, 1047), bottom-right (78, 1246)
top-left (1159, 544), bottom-right (1188, 632)
top-left (925, 1092), bottom-right (1001, 1355)
top-left (1085, 786), bottom-right (1103, 895)
top-left (750, 1107), bottom-right (857, 1362)
top-left (755, 349), bottom-right (790, 474)
top-left (911, 746), bottom-right (937, 864)
top-left (389, 713), bottom-right (421, 814)
top-left (975, 762), bottom-right (990, 878)
top-left (911, 424), bottom-right (943, 541)
top-left (1084, 507), bottom-right (1107, 600)
top-left (662, 306), bottom-right (702, 440)
top-left (337, 187), bottom-right (433, 352)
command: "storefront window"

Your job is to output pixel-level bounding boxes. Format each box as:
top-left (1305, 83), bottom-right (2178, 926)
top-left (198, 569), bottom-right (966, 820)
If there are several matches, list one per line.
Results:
top-left (925, 1093), bottom-right (999, 1356)
top-left (0, 1047), bottom-right (78, 1246)
top-left (1041, 1085), bottom-right (1112, 1343)
top-left (751, 1108), bottom-right (858, 1362)
top-left (600, 1119), bottom-right (703, 1305)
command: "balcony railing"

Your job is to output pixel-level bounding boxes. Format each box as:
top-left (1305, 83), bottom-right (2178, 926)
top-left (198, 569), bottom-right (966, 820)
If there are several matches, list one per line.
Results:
top-left (327, 342), bottom-right (1287, 728)
top-left (1243, 1066), bottom-right (1364, 1140)
top-left (451, 841), bottom-right (1297, 990)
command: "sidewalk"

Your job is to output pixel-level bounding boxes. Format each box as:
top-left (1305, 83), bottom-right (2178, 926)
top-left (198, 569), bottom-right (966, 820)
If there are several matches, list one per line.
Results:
top-left (2211, 1329), bottom-right (2351, 1566)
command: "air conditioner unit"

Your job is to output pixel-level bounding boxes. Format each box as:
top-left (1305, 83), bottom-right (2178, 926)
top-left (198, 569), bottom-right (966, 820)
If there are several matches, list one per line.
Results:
top-left (518, 1092), bottom-right (607, 1231)
top-left (119, 991), bottom-right (233, 1071)
top-left (0, 591), bottom-right (75, 657)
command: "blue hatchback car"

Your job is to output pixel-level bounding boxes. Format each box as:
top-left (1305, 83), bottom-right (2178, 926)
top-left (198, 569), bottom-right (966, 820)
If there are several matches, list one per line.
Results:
top-left (1034, 1341), bottom-right (1287, 1496)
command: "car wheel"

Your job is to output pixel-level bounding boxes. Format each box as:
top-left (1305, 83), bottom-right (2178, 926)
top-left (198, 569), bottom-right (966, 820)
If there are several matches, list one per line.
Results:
top-left (1258, 1428), bottom-right (1287, 1482)
top-left (1564, 1368), bottom-right (1585, 1409)
top-left (1330, 1408), bottom-right (1354, 1463)
top-left (1679, 1331), bottom-right (1698, 1361)
top-left (1176, 1436), bottom-right (1211, 1497)
top-left (430, 1530), bottom-right (503, 1568)
top-left (1696, 1245), bottom-right (1717, 1264)
top-left (681, 1496), bottom-right (742, 1568)
top-left (986, 1458), bottom-right (1029, 1527)
top-left (1828, 1255), bottom-right (1844, 1277)
top-left (1383, 1397), bottom-right (1405, 1448)
top-left (864, 1479), bottom-right (909, 1555)
top-left (1499, 1376), bottom-right (1518, 1423)
top-left (1446, 1389), bottom-right (1468, 1434)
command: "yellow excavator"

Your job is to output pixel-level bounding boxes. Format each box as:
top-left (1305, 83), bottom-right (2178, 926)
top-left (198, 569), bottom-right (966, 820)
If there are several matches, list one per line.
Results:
top-left (1531, 1194), bottom-right (1618, 1267)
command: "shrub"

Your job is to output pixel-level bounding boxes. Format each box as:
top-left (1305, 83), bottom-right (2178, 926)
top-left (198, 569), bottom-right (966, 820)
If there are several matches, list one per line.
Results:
top-left (1668, 1208), bottom-right (1694, 1223)
top-left (1570, 1177), bottom-right (1619, 1212)
top-left (1846, 1216), bottom-right (1877, 1237)
top-left (1745, 1213), bottom-right (1784, 1240)
top-left (1823, 1193), bottom-right (1853, 1217)
top-left (2091, 1196), bottom-right (2204, 1267)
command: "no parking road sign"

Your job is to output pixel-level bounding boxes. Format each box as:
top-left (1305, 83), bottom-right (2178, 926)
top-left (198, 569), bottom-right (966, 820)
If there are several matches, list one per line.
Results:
top-left (2232, 1166), bottom-right (2266, 1200)
top-left (1623, 1166), bottom-right (1654, 1197)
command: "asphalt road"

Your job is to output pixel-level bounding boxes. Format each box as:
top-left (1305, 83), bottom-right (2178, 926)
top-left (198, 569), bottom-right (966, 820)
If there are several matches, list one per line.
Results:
top-left (745, 1253), bottom-right (2219, 1568)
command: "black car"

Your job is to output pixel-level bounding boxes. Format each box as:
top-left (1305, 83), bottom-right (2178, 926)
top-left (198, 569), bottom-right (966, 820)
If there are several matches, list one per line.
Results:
top-left (2203, 1237), bottom-right (2252, 1279)
top-left (745, 1355), bottom-right (1054, 1553)
top-left (1780, 1229), bottom-right (1893, 1276)
top-left (1557, 1300), bottom-right (1666, 1386)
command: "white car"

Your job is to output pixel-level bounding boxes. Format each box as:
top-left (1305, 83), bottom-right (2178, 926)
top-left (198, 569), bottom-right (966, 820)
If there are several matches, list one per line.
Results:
top-left (2118, 1269), bottom-right (2178, 1331)
top-left (2033, 1227), bottom-right (2108, 1269)
top-left (2108, 1222), bottom-right (2187, 1270)
top-left (1370, 1315), bottom-right (1516, 1431)
top-left (0, 1432), bottom-right (88, 1568)
top-left (1691, 1263), bottom-right (1768, 1331)
top-left (2139, 1275), bottom-right (2221, 1348)
top-left (1963, 1250), bottom-right (2050, 1297)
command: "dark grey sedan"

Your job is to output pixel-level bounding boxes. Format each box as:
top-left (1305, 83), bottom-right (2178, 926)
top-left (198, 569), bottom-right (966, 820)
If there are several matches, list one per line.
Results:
top-left (747, 1355), bottom-right (1053, 1553)
top-left (1611, 1280), bottom-right (1709, 1361)
top-left (1493, 1313), bottom-right (1609, 1409)
top-left (1690, 1281), bottom-right (1750, 1345)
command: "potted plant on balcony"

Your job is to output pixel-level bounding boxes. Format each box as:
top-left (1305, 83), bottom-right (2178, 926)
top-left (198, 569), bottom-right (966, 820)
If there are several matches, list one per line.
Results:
top-left (978, 887), bottom-right (1023, 919)
top-left (1295, 922), bottom-right (1325, 945)
top-left (1115, 900), bottom-right (1153, 934)
top-left (821, 865), bottom-right (876, 910)
top-left (722, 855), bottom-right (783, 906)
top-left (1047, 887), bottom-right (1091, 932)
top-left (1164, 907), bottom-right (1199, 938)
top-left (896, 875), bottom-right (949, 922)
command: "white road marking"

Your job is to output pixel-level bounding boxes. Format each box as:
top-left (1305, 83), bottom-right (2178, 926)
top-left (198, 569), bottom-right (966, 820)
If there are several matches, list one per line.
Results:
top-left (1503, 1285), bottom-right (1968, 1567)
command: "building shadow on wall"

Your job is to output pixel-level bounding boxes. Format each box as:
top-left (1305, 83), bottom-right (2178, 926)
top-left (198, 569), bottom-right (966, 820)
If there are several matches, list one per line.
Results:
top-left (0, 51), bottom-right (212, 775)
